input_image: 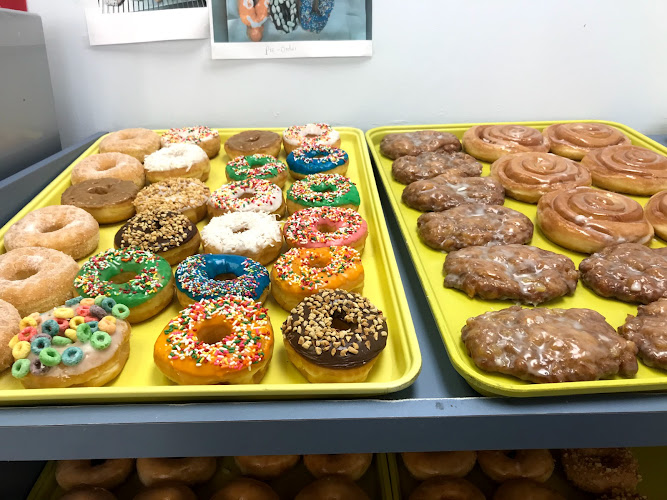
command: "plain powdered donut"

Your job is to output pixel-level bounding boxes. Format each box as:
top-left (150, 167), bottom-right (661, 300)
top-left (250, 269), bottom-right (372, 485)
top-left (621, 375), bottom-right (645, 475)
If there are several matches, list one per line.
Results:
top-left (134, 177), bottom-right (210, 223)
top-left (0, 300), bottom-right (20, 372)
top-left (409, 477), bottom-right (485, 500)
top-left (295, 477), bottom-right (369, 500)
top-left (161, 126), bottom-right (220, 159)
top-left (303, 453), bottom-right (373, 480)
top-left (4, 205), bottom-right (99, 259)
top-left (99, 128), bottom-right (161, 163)
top-left (234, 455), bottom-right (300, 479)
top-left (61, 178), bottom-right (140, 224)
top-left (136, 457), bottom-right (216, 486)
top-left (55, 459), bottom-right (134, 491)
top-left (477, 450), bottom-right (554, 482)
top-left (133, 483), bottom-right (196, 500)
top-left (0, 247), bottom-right (79, 317)
top-left (71, 152), bottom-right (145, 188)
top-left (144, 143), bottom-right (210, 183)
top-left (224, 130), bottom-right (282, 159)
top-left (401, 451), bottom-right (477, 480)
top-left (544, 122), bottom-right (631, 160)
top-left (210, 478), bottom-right (279, 500)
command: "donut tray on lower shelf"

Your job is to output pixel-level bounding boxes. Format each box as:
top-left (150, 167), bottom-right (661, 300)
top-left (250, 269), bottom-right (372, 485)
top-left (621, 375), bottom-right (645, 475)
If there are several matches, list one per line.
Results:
top-left (0, 127), bottom-right (421, 404)
top-left (367, 120), bottom-right (667, 397)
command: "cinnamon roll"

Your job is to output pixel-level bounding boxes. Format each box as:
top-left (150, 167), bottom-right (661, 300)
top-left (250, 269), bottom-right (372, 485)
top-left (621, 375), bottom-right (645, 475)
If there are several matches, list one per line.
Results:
top-left (536, 187), bottom-right (653, 253)
top-left (462, 125), bottom-right (549, 163)
top-left (645, 190), bottom-right (667, 240)
top-left (544, 122), bottom-right (631, 160)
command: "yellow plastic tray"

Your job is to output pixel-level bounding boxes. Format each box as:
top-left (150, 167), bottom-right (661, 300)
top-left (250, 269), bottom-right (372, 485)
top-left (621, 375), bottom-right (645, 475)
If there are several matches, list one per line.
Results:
top-left (388, 448), bottom-right (664, 498)
top-left (0, 127), bottom-right (421, 404)
top-left (367, 120), bottom-right (667, 397)
top-left (28, 454), bottom-right (395, 499)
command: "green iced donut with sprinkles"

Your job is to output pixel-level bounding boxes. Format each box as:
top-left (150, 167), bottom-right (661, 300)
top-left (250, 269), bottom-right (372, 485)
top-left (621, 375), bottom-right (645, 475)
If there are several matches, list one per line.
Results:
top-left (225, 154), bottom-right (288, 188)
top-left (286, 173), bottom-right (360, 215)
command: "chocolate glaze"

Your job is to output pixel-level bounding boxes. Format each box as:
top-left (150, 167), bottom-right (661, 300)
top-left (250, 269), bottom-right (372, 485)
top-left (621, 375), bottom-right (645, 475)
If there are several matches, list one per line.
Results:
top-left (225, 130), bottom-right (281, 154)
top-left (114, 209), bottom-right (197, 253)
top-left (61, 178), bottom-right (139, 208)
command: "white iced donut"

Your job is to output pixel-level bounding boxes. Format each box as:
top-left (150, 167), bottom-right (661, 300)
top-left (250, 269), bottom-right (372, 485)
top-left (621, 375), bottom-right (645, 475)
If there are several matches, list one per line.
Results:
top-left (283, 123), bottom-right (341, 154)
top-left (144, 143), bottom-right (210, 183)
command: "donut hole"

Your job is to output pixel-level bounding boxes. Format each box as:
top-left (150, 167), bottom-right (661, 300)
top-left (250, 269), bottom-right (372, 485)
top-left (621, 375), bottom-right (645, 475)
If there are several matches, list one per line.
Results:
top-left (238, 193), bottom-right (256, 200)
top-left (87, 186), bottom-right (110, 195)
top-left (6, 266), bottom-right (39, 281)
top-left (110, 271), bottom-right (138, 285)
top-left (40, 220), bottom-right (67, 233)
top-left (214, 272), bottom-right (238, 282)
top-left (196, 316), bottom-right (234, 345)
top-left (311, 184), bottom-right (336, 193)
top-left (316, 222), bottom-right (339, 233)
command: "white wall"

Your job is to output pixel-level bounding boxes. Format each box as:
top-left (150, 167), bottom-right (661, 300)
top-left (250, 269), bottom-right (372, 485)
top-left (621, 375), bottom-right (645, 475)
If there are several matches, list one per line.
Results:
top-left (28, 0), bottom-right (667, 147)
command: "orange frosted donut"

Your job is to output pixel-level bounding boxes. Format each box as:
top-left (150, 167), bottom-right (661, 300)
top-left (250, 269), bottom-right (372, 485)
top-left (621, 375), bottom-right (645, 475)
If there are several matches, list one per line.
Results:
top-left (544, 122), bottom-right (631, 160)
top-left (401, 451), bottom-right (477, 480)
top-left (303, 454), bottom-right (373, 481)
top-left (99, 128), bottom-right (161, 163)
top-left (55, 459), bottom-right (134, 491)
top-left (71, 152), bottom-right (145, 188)
top-left (136, 457), bottom-right (216, 486)
top-left (270, 246), bottom-right (364, 311)
top-left (239, 0), bottom-right (270, 41)
top-left (234, 455), bottom-right (300, 479)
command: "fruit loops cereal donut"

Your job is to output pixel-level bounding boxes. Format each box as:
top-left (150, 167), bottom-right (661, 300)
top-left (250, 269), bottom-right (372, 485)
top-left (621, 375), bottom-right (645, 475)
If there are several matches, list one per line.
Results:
top-left (56, 459), bottom-right (134, 491)
top-left (283, 123), bottom-right (341, 154)
top-left (286, 173), bottom-right (360, 215)
top-left (283, 206), bottom-right (368, 254)
top-left (144, 143), bottom-right (210, 183)
top-left (133, 177), bottom-right (210, 224)
top-left (99, 128), bottom-right (161, 163)
top-left (0, 300), bottom-right (20, 372)
top-left (287, 145), bottom-right (349, 180)
top-left (401, 451), bottom-right (477, 480)
top-left (161, 126), bottom-right (221, 159)
top-left (224, 130), bottom-right (282, 159)
top-left (9, 294), bottom-right (131, 388)
top-left (4, 205), bottom-right (99, 260)
top-left (74, 248), bottom-right (174, 323)
top-left (0, 247), bottom-right (79, 317)
top-left (71, 152), bottom-right (145, 188)
top-left (234, 455), bottom-right (300, 479)
top-left (477, 450), bottom-right (554, 482)
top-left (303, 454), bottom-right (373, 481)
top-left (208, 178), bottom-right (285, 218)
top-left (269, 0), bottom-right (298, 33)
top-left (281, 289), bottom-right (387, 383)
top-left (175, 254), bottom-right (270, 307)
top-left (270, 246), bottom-right (364, 311)
top-left (238, 0), bottom-right (270, 41)
top-left (225, 154), bottom-right (288, 188)
top-left (61, 178), bottom-right (140, 224)
top-left (211, 478), bottom-right (279, 500)
top-left (136, 457), bottom-right (217, 486)
top-left (299, 0), bottom-right (334, 33)
top-left (153, 297), bottom-right (274, 385)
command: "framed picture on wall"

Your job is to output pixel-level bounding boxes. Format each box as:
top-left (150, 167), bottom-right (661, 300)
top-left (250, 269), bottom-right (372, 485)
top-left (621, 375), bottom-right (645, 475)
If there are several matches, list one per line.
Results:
top-left (209, 0), bottom-right (372, 59)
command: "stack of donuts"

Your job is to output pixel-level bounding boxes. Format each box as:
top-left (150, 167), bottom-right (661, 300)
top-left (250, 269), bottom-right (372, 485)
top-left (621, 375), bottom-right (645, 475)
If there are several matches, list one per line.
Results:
top-left (382, 122), bottom-right (667, 385)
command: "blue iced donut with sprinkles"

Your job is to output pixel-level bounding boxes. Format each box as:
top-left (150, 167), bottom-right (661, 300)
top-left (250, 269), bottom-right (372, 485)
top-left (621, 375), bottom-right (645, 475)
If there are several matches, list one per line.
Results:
top-left (286, 145), bottom-right (349, 180)
top-left (175, 254), bottom-right (270, 307)
top-left (299, 0), bottom-right (334, 33)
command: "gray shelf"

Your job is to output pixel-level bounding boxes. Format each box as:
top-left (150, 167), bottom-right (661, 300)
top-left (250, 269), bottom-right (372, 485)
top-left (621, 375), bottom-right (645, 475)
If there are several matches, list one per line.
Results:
top-left (2, 134), bottom-right (667, 461)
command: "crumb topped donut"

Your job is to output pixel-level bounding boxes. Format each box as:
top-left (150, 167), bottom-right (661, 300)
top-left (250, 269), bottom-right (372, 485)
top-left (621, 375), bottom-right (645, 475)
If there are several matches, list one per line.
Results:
top-left (136, 457), bottom-right (216, 486)
top-left (392, 151), bottom-right (482, 185)
top-left (560, 448), bottom-right (640, 494)
top-left (71, 152), bottom-right (145, 188)
top-left (208, 178), bottom-right (285, 218)
top-left (99, 128), bottom-right (161, 163)
top-left (224, 130), bottom-right (282, 159)
top-left (283, 123), bottom-right (341, 154)
top-left (287, 145), bottom-right (349, 179)
top-left (134, 177), bottom-right (210, 223)
top-left (286, 173), bottom-right (360, 214)
top-left (62, 178), bottom-right (140, 224)
top-left (56, 459), bottom-right (134, 491)
top-left (283, 206), bottom-right (368, 254)
top-left (161, 126), bottom-right (220, 158)
top-left (226, 154), bottom-right (288, 188)
top-left (380, 131), bottom-right (462, 160)
top-left (144, 143), bottom-right (210, 183)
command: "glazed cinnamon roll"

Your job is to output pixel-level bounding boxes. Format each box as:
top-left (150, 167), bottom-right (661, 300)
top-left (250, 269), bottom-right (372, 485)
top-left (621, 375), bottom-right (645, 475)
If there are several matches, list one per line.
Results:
top-left (581, 145), bottom-right (667, 195)
top-left (544, 122), bottom-right (631, 160)
top-left (645, 190), bottom-right (667, 240)
top-left (536, 187), bottom-right (653, 253)
top-left (462, 125), bottom-right (549, 163)
top-left (491, 152), bottom-right (591, 203)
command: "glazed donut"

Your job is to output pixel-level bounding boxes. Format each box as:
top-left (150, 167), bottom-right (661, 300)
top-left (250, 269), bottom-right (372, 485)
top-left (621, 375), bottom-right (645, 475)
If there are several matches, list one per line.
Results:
top-left (238, 0), bottom-right (269, 41)
top-left (409, 477), bottom-right (485, 500)
top-left (210, 478), bottom-right (279, 500)
top-left (544, 122), bottom-right (631, 160)
top-left (114, 209), bottom-right (201, 266)
top-left (134, 177), bottom-right (210, 224)
top-left (401, 451), bottom-right (477, 480)
top-left (154, 297), bottom-right (274, 385)
top-left (61, 178), bottom-right (140, 224)
top-left (299, 0), bottom-right (335, 33)
top-left (477, 450), bottom-right (554, 483)
top-left (144, 143), bottom-right (210, 183)
top-left (619, 298), bottom-right (667, 369)
top-left (55, 459), bottom-right (134, 491)
top-left (490, 152), bottom-right (592, 203)
top-left (281, 289), bottom-right (388, 383)
top-left (645, 190), bottom-right (667, 240)
top-left (133, 483), bottom-right (196, 500)
top-left (175, 254), bottom-right (270, 307)
top-left (226, 154), bottom-right (288, 188)
top-left (283, 123), bottom-right (341, 154)
top-left (581, 145), bottom-right (667, 195)
top-left (303, 453), bottom-right (373, 480)
top-left (233, 455), bottom-right (300, 479)
top-left (161, 126), bottom-right (220, 159)
top-left (560, 448), bottom-right (640, 494)
top-left (295, 477), bottom-right (369, 500)
top-left (99, 128), bottom-right (161, 163)
top-left (224, 130), bottom-right (282, 159)
top-left (286, 173), bottom-right (360, 215)
top-left (392, 152), bottom-right (482, 185)
top-left (136, 457), bottom-right (216, 486)
top-left (536, 186), bottom-right (653, 254)
top-left (283, 206), bottom-right (368, 254)
top-left (269, 0), bottom-right (298, 33)
top-left (270, 246), bottom-right (364, 311)
top-left (463, 125), bottom-right (550, 163)
top-left (493, 479), bottom-right (565, 500)
top-left (71, 152), bottom-right (145, 188)
top-left (0, 247), bottom-right (79, 317)
top-left (201, 212), bottom-right (282, 265)
top-left (60, 487), bottom-right (117, 500)
top-left (74, 248), bottom-right (174, 324)
top-left (208, 178), bottom-right (285, 218)
top-left (0, 300), bottom-right (20, 372)
top-left (286, 145), bottom-right (349, 180)
top-left (380, 131), bottom-right (462, 160)
top-left (4, 205), bottom-right (99, 259)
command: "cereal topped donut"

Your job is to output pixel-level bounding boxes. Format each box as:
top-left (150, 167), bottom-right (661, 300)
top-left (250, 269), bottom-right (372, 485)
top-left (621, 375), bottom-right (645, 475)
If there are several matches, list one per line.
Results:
top-left (380, 130), bottom-right (462, 160)
top-left (286, 173), bottom-right (360, 215)
top-left (283, 123), bottom-right (341, 154)
top-left (287, 145), bottom-right (349, 179)
top-left (283, 206), bottom-right (368, 254)
top-left (134, 177), bottom-right (210, 223)
top-left (208, 178), bottom-right (285, 218)
top-left (99, 128), bottom-right (161, 163)
top-left (161, 126), bottom-right (220, 159)
top-left (71, 152), bottom-right (145, 188)
top-left (225, 154), bottom-right (288, 188)
top-left (392, 151), bottom-right (482, 185)
top-left (224, 130), bottom-right (282, 159)
top-left (144, 143), bottom-right (210, 183)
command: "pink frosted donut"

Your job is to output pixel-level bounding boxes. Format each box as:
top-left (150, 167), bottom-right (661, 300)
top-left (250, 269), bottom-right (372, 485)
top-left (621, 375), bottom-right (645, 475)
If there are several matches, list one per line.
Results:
top-left (283, 206), bottom-right (368, 254)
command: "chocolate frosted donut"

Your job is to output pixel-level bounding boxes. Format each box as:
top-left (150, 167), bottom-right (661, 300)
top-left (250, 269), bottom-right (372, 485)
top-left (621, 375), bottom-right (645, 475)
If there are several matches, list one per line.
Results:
top-left (463, 125), bottom-right (550, 163)
top-left (392, 151), bottom-right (482, 185)
top-left (224, 130), bottom-right (282, 159)
top-left (619, 298), bottom-right (667, 369)
top-left (544, 122), bottom-right (631, 160)
top-left (62, 178), bottom-right (140, 224)
top-left (270, 0), bottom-right (298, 33)
top-left (402, 173), bottom-right (505, 212)
top-left (380, 130), bottom-right (462, 160)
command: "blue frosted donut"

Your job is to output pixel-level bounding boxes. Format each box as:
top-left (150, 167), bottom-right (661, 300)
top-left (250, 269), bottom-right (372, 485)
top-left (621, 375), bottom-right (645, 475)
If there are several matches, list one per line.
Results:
top-left (287, 145), bottom-right (349, 178)
top-left (299, 0), bottom-right (334, 33)
top-left (175, 254), bottom-right (270, 306)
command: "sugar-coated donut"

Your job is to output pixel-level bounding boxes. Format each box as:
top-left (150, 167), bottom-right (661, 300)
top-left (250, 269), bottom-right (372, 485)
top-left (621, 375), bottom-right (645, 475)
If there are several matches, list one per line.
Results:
top-left (133, 483), bottom-right (196, 500)
top-left (61, 178), bottom-right (140, 224)
top-left (201, 212), bottom-right (283, 265)
top-left (238, 0), bottom-right (269, 41)
top-left (401, 451), bottom-right (477, 480)
top-left (560, 448), bottom-right (640, 494)
top-left (154, 297), bottom-right (274, 385)
top-left (99, 128), bottom-right (161, 163)
top-left (74, 248), bottom-right (174, 324)
top-left (60, 486), bottom-right (117, 500)
top-left (134, 177), bottom-right (210, 223)
top-left (0, 247), bottom-right (79, 317)
top-left (71, 152), bottom-right (145, 188)
top-left (226, 154), bottom-right (288, 188)
top-left (298, 0), bottom-right (334, 33)
top-left (286, 173), bottom-right (360, 215)
top-left (544, 122), bottom-right (631, 160)
top-left (55, 459), bottom-right (134, 491)
top-left (283, 206), bottom-right (368, 254)
top-left (233, 455), bottom-right (300, 479)
top-left (287, 145), bottom-right (349, 180)
top-left (493, 479), bottom-right (566, 500)
top-left (210, 478), bottom-right (279, 500)
top-left (144, 143), bottom-right (210, 183)
top-left (175, 254), bottom-right (270, 307)
top-left (136, 457), bottom-right (216, 486)
top-left (224, 130), bottom-right (282, 159)
top-left (208, 178), bottom-right (285, 218)
top-left (0, 300), bottom-right (20, 372)
top-left (283, 123), bottom-right (341, 154)
top-left (478, 450), bottom-right (554, 483)
top-left (4, 205), bottom-right (99, 259)
top-left (409, 477), bottom-right (485, 500)
top-left (161, 126), bottom-right (221, 159)
top-left (296, 477), bottom-right (369, 500)
top-left (303, 453), bottom-right (373, 480)
top-left (463, 125), bottom-right (550, 163)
